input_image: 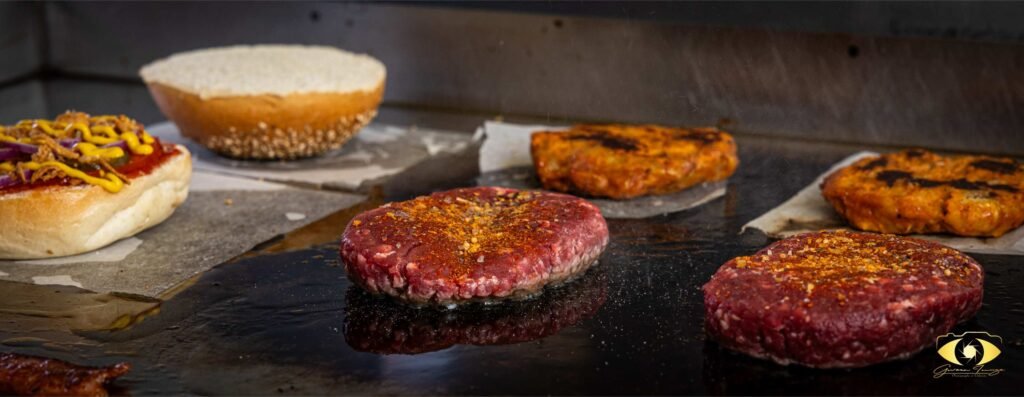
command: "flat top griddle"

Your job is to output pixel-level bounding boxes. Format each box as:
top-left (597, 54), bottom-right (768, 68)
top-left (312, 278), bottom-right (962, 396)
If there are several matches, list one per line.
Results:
top-left (0, 136), bottom-right (1021, 395)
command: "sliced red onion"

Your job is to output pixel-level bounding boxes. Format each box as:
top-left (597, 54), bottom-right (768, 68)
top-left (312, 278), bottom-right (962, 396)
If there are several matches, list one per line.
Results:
top-left (59, 138), bottom-right (80, 149)
top-left (0, 174), bottom-right (14, 188)
top-left (0, 148), bottom-right (19, 161)
top-left (0, 170), bottom-right (30, 189)
top-left (1, 141), bottom-right (38, 154)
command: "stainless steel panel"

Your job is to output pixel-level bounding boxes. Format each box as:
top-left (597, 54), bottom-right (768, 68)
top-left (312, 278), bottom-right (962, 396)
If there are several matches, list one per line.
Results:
top-left (0, 2), bottom-right (44, 84)
top-left (0, 81), bottom-right (47, 123)
top-left (43, 79), bottom-right (163, 123)
top-left (441, 2), bottom-right (1024, 43)
top-left (44, 3), bottom-right (1024, 155)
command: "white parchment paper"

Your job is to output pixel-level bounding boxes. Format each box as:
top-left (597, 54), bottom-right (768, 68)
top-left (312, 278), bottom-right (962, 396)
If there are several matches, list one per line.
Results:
top-left (478, 121), bottom-right (727, 219)
top-left (0, 171), bottom-right (365, 297)
top-left (149, 121), bottom-right (472, 191)
top-left (743, 151), bottom-right (1024, 255)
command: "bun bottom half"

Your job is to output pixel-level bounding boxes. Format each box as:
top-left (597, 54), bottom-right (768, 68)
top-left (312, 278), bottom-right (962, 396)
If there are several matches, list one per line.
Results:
top-left (147, 82), bottom-right (383, 160)
top-left (0, 146), bottom-right (192, 260)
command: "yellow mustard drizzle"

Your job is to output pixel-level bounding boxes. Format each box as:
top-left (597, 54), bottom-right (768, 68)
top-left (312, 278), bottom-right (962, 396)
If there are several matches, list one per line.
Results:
top-left (20, 161), bottom-right (124, 193)
top-left (65, 123), bottom-right (117, 145)
top-left (0, 114), bottom-right (155, 193)
top-left (6, 120), bottom-right (154, 154)
top-left (120, 131), bottom-right (154, 155)
top-left (0, 131), bottom-right (32, 143)
top-left (18, 120), bottom-right (59, 136)
top-left (75, 142), bottom-right (125, 159)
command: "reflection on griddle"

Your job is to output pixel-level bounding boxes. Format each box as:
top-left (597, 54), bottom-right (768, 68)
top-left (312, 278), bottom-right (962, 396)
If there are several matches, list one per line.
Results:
top-left (344, 268), bottom-right (608, 355)
top-left (700, 329), bottom-right (975, 396)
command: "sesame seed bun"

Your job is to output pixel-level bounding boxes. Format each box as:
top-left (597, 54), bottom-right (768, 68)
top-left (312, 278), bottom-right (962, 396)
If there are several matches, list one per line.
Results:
top-left (140, 45), bottom-right (386, 159)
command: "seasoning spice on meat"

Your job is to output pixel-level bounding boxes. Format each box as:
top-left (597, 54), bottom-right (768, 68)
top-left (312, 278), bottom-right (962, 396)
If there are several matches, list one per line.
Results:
top-left (703, 231), bottom-right (984, 368)
top-left (341, 187), bottom-right (609, 305)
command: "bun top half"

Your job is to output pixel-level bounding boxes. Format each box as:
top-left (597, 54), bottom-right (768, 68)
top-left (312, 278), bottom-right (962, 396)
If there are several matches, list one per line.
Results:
top-left (140, 44), bottom-right (386, 99)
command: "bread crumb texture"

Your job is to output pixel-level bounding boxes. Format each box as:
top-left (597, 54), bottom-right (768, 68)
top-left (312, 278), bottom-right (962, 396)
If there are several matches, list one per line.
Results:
top-left (140, 44), bottom-right (386, 99)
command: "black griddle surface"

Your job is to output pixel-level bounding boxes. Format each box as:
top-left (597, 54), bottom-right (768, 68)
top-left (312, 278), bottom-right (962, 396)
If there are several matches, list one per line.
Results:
top-left (1, 138), bottom-right (1022, 395)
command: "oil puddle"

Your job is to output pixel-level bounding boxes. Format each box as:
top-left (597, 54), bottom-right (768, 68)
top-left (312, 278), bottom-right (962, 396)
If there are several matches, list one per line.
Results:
top-left (54, 243), bottom-right (617, 394)
top-left (0, 281), bottom-right (161, 334)
top-left (0, 186), bottom-right (381, 339)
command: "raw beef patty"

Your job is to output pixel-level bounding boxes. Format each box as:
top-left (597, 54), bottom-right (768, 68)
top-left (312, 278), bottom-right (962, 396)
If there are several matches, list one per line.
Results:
top-left (341, 187), bottom-right (609, 305)
top-left (702, 231), bottom-right (983, 368)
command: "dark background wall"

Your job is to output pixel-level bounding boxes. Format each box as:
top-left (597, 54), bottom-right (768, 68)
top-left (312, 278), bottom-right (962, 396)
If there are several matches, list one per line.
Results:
top-left (2, 2), bottom-right (1022, 155)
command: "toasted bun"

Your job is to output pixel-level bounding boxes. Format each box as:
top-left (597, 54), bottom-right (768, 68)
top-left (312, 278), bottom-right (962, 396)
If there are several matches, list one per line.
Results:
top-left (140, 45), bottom-right (386, 159)
top-left (0, 146), bottom-right (192, 260)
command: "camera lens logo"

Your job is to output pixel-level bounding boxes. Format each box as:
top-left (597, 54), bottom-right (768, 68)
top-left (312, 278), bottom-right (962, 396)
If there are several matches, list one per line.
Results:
top-left (933, 331), bottom-right (1005, 378)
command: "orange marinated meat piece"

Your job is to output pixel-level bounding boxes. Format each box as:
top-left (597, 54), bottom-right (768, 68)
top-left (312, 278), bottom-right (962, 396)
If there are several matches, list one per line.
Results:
top-left (822, 149), bottom-right (1024, 237)
top-left (0, 353), bottom-right (130, 397)
top-left (530, 124), bottom-right (738, 199)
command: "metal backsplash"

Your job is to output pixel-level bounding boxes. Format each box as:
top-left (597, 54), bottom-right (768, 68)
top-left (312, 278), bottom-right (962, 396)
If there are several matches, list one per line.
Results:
top-left (0, 3), bottom-right (44, 84)
top-left (3, 2), bottom-right (1022, 154)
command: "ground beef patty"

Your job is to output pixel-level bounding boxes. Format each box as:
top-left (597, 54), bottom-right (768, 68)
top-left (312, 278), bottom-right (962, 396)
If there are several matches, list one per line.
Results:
top-left (340, 187), bottom-right (609, 305)
top-left (702, 231), bottom-right (983, 368)
top-left (821, 149), bottom-right (1024, 237)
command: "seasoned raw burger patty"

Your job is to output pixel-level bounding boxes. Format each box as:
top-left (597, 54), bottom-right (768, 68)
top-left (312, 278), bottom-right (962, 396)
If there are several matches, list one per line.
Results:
top-left (822, 149), bottom-right (1024, 237)
top-left (702, 231), bottom-right (983, 368)
top-left (531, 124), bottom-right (739, 199)
top-left (340, 187), bottom-right (609, 305)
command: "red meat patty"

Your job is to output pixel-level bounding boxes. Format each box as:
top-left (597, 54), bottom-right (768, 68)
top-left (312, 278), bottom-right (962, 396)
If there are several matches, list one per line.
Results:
top-left (702, 231), bottom-right (983, 368)
top-left (340, 187), bottom-right (609, 305)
